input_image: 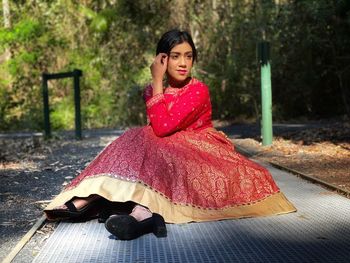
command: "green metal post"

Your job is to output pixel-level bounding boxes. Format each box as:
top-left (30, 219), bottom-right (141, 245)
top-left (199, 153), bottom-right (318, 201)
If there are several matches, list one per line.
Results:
top-left (258, 42), bottom-right (273, 145)
top-left (73, 69), bottom-right (82, 139)
top-left (42, 73), bottom-right (51, 138)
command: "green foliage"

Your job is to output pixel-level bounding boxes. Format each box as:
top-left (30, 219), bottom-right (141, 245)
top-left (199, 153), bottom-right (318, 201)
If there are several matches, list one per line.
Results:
top-left (79, 5), bottom-right (117, 33)
top-left (0, 19), bottom-right (42, 46)
top-left (0, 0), bottom-right (349, 132)
top-left (51, 97), bottom-right (75, 130)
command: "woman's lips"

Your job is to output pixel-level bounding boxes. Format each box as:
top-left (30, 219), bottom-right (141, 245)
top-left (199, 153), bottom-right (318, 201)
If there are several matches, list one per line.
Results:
top-left (177, 70), bottom-right (188, 75)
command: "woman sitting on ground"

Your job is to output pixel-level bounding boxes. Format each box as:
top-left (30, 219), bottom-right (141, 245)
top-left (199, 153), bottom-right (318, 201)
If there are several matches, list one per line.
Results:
top-left (44, 29), bottom-right (296, 240)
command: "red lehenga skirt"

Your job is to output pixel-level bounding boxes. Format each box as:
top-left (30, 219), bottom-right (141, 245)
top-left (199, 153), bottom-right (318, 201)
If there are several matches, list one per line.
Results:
top-left (45, 126), bottom-right (296, 223)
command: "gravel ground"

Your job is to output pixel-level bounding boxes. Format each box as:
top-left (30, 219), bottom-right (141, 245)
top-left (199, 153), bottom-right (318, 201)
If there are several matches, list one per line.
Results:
top-left (0, 130), bottom-right (123, 262)
top-left (1, 121), bottom-right (347, 262)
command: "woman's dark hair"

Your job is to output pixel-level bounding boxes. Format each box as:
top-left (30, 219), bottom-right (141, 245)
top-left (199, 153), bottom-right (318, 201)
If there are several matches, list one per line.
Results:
top-left (156, 29), bottom-right (197, 62)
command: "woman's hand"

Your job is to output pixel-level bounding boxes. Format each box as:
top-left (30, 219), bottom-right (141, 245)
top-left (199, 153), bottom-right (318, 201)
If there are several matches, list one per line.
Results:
top-left (150, 53), bottom-right (168, 95)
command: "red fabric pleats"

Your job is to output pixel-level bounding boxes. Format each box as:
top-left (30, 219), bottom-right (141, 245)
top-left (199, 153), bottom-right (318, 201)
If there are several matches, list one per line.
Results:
top-left (66, 126), bottom-right (280, 209)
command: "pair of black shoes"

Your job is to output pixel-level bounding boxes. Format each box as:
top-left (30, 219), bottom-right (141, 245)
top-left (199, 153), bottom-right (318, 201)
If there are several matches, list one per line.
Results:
top-left (105, 213), bottom-right (167, 240)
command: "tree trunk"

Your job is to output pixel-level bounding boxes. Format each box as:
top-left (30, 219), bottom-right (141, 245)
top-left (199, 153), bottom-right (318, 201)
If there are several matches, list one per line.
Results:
top-left (169, 0), bottom-right (188, 29)
top-left (2, 0), bottom-right (11, 28)
top-left (337, 72), bottom-right (350, 117)
top-left (1, 0), bottom-right (11, 87)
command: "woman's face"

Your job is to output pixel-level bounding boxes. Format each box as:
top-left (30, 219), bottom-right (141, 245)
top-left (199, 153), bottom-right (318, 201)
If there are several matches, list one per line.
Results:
top-left (166, 41), bottom-right (193, 86)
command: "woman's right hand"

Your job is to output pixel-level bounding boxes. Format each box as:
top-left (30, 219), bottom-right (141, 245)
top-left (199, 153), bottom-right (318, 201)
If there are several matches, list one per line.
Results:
top-left (150, 53), bottom-right (168, 94)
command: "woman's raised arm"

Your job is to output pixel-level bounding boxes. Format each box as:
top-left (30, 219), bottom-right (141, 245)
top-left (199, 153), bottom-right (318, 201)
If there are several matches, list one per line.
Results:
top-left (146, 82), bottom-right (211, 137)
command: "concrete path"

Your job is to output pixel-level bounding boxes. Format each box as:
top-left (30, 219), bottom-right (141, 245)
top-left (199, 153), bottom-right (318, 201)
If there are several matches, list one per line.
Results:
top-left (24, 159), bottom-right (350, 263)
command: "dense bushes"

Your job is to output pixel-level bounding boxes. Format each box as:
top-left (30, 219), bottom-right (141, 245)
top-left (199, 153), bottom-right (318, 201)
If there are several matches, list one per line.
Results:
top-left (0, 0), bottom-right (349, 131)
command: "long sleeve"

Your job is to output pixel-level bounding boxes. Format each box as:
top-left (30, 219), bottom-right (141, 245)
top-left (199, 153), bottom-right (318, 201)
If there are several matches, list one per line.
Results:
top-left (145, 82), bottom-right (211, 137)
top-left (143, 84), bottom-right (153, 104)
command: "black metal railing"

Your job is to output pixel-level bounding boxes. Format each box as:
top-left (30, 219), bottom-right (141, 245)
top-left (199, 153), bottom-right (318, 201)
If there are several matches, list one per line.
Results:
top-left (42, 69), bottom-right (83, 139)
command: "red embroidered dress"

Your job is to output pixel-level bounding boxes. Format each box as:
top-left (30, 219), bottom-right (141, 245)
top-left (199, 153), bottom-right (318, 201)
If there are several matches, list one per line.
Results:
top-left (45, 78), bottom-right (296, 223)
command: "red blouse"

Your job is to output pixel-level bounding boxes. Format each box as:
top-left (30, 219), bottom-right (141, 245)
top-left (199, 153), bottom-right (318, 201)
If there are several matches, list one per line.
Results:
top-left (144, 78), bottom-right (213, 137)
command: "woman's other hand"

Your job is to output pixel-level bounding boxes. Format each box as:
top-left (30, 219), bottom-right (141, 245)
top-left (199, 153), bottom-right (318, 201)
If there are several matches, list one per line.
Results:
top-left (150, 53), bottom-right (168, 95)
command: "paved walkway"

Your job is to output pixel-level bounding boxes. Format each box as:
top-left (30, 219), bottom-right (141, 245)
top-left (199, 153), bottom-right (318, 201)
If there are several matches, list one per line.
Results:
top-left (21, 159), bottom-right (350, 263)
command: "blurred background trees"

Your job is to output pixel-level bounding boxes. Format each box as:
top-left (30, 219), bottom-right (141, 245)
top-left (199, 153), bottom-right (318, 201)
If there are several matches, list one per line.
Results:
top-left (0, 0), bottom-right (349, 131)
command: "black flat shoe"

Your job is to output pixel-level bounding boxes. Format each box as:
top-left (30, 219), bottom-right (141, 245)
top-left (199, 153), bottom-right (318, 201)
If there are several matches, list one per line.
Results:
top-left (98, 210), bottom-right (128, 223)
top-left (105, 213), bottom-right (167, 240)
top-left (97, 201), bottom-right (135, 223)
top-left (47, 197), bottom-right (103, 221)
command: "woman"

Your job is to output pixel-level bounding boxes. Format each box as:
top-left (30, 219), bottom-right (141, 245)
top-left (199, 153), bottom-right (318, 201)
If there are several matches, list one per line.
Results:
top-left (45, 29), bottom-right (296, 240)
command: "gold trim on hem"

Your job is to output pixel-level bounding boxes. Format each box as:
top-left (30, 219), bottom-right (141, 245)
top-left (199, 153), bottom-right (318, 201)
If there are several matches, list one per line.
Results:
top-left (45, 176), bottom-right (296, 223)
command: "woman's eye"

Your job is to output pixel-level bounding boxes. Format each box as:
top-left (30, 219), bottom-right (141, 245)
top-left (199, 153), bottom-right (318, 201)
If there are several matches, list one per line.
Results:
top-left (171, 55), bottom-right (178, 59)
top-left (187, 55), bottom-right (193, 59)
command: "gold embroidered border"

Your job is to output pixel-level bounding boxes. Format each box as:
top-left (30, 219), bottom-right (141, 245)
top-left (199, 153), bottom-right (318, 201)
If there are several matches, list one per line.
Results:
top-left (45, 175), bottom-right (296, 223)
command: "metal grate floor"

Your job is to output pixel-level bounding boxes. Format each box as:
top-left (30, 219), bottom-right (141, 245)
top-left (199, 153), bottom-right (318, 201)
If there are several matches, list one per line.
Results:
top-left (32, 161), bottom-right (350, 263)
